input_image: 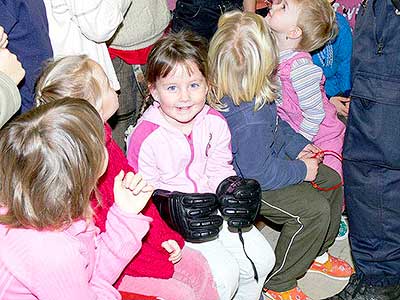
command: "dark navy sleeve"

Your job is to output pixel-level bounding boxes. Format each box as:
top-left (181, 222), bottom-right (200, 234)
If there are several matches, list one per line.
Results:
top-left (230, 120), bottom-right (307, 191)
top-left (0, 2), bottom-right (17, 33)
top-left (279, 117), bottom-right (309, 160)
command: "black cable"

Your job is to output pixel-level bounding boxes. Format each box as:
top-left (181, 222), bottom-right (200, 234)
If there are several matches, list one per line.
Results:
top-left (238, 228), bottom-right (259, 282)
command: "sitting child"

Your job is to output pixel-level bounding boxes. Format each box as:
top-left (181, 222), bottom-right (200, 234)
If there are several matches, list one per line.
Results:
top-left (126, 30), bottom-right (275, 300)
top-left (208, 10), bottom-right (353, 300)
top-left (266, 0), bottom-right (346, 178)
top-left (0, 98), bottom-right (153, 299)
top-left (35, 55), bottom-right (218, 300)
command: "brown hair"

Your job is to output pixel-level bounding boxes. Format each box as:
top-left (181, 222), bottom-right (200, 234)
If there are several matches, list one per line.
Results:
top-left (141, 30), bottom-right (209, 115)
top-left (0, 98), bottom-right (105, 230)
top-left (295, 0), bottom-right (338, 52)
top-left (35, 55), bottom-right (103, 110)
top-left (208, 11), bottom-right (278, 111)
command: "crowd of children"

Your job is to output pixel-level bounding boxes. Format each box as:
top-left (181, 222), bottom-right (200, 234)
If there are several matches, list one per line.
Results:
top-left (3, 0), bottom-right (398, 300)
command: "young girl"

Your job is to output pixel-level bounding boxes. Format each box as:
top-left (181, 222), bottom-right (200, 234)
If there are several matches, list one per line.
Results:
top-left (126, 30), bottom-right (275, 300)
top-left (208, 11), bottom-right (353, 300)
top-left (266, 0), bottom-right (346, 178)
top-left (35, 55), bottom-right (218, 300)
top-left (0, 98), bottom-right (153, 299)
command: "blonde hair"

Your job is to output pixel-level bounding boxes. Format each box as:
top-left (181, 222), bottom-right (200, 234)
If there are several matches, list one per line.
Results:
top-left (0, 98), bottom-right (105, 230)
top-left (35, 55), bottom-right (103, 110)
top-left (295, 0), bottom-right (338, 52)
top-left (208, 11), bottom-right (278, 111)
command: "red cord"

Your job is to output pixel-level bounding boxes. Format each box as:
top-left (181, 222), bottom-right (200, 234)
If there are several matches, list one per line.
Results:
top-left (310, 150), bottom-right (343, 191)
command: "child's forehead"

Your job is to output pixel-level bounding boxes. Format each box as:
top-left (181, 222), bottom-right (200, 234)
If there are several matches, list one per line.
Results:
top-left (161, 60), bottom-right (203, 79)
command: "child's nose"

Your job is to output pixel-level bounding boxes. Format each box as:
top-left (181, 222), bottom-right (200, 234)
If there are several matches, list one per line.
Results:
top-left (180, 87), bottom-right (190, 101)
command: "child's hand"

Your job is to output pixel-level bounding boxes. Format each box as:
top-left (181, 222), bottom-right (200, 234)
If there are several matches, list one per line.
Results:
top-left (0, 26), bottom-right (8, 48)
top-left (0, 49), bottom-right (25, 85)
top-left (161, 240), bottom-right (182, 264)
top-left (113, 171), bottom-right (154, 214)
top-left (297, 144), bottom-right (323, 162)
top-left (330, 96), bottom-right (350, 117)
top-left (300, 158), bottom-right (319, 182)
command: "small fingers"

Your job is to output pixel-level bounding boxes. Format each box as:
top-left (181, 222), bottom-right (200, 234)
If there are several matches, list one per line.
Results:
top-left (123, 171), bottom-right (136, 188)
top-left (161, 240), bottom-right (173, 253)
top-left (123, 172), bottom-right (145, 194)
top-left (114, 170), bottom-right (125, 186)
top-left (0, 28), bottom-right (7, 48)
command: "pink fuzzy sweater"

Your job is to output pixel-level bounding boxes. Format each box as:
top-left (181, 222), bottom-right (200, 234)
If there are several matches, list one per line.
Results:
top-left (92, 124), bottom-right (184, 283)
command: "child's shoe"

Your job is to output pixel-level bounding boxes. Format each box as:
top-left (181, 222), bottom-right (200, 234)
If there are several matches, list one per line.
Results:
top-left (335, 215), bottom-right (349, 241)
top-left (308, 254), bottom-right (353, 280)
top-left (263, 286), bottom-right (311, 300)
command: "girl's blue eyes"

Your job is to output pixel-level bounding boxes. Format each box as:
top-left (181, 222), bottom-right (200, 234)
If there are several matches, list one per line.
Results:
top-left (166, 83), bottom-right (200, 91)
top-left (167, 86), bottom-right (177, 91)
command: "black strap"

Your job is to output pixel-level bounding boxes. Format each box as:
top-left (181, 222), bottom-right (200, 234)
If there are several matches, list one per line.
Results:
top-left (238, 228), bottom-right (259, 282)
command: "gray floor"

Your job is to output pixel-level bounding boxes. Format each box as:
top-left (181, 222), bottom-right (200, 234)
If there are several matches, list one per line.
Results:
top-left (260, 221), bottom-right (353, 300)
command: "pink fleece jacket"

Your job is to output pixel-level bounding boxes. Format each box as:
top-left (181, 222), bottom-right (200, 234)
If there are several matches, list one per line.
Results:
top-left (93, 124), bottom-right (184, 282)
top-left (126, 104), bottom-right (236, 194)
top-left (0, 205), bottom-right (151, 300)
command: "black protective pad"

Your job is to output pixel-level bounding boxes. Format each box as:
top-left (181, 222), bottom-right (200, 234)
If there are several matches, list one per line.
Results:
top-left (152, 189), bottom-right (223, 242)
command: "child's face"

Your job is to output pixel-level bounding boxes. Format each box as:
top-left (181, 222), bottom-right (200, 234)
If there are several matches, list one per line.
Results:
top-left (150, 61), bottom-right (208, 133)
top-left (91, 61), bottom-right (119, 122)
top-left (265, 0), bottom-right (300, 36)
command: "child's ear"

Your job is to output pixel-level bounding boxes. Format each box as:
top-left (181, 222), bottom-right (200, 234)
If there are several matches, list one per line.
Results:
top-left (287, 26), bottom-right (302, 40)
top-left (149, 85), bottom-right (160, 102)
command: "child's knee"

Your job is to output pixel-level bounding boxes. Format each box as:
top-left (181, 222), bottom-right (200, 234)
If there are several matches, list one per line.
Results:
top-left (244, 230), bottom-right (276, 278)
top-left (215, 260), bottom-right (240, 299)
top-left (320, 164), bottom-right (342, 186)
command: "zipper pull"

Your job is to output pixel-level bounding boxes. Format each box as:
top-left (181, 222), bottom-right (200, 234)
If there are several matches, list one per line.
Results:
top-left (376, 42), bottom-right (384, 55)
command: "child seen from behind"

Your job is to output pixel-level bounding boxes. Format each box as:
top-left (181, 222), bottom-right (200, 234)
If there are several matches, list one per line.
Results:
top-left (0, 99), bottom-right (153, 299)
top-left (208, 11), bottom-right (353, 300)
top-left (35, 55), bottom-right (218, 300)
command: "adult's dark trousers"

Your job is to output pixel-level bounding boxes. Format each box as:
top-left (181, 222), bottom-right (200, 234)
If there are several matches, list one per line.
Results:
top-left (343, 97), bottom-right (400, 287)
top-left (261, 164), bottom-right (342, 292)
top-left (109, 57), bottom-right (146, 152)
top-left (172, 0), bottom-right (242, 40)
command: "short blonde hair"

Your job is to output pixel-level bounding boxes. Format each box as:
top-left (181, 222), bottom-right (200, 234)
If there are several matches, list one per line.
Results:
top-left (35, 55), bottom-right (103, 110)
top-left (295, 0), bottom-right (338, 52)
top-left (208, 11), bottom-right (278, 111)
top-left (0, 98), bottom-right (105, 230)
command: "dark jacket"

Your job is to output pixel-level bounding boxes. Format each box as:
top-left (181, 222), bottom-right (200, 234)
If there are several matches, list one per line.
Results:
top-left (351, 0), bottom-right (400, 106)
top-left (0, 0), bottom-right (53, 113)
top-left (221, 96), bottom-right (308, 190)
